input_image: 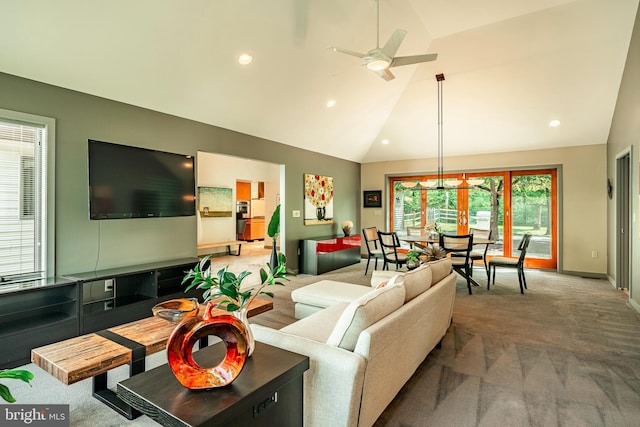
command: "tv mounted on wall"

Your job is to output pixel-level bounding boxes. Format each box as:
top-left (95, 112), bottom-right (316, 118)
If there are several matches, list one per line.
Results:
top-left (88, 139), bottom-right (196, 220)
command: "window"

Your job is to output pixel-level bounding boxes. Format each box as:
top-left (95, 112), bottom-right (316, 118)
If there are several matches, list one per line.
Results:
top-left (0, 110), bottom-right (54, 282)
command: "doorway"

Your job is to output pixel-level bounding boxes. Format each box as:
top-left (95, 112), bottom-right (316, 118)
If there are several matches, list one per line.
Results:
top-left (616, 151), bottom-right (631, 292)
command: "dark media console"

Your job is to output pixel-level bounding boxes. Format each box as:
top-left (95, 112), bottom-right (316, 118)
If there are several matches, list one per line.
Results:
top-left (0, 258), bottom-right (202, 369)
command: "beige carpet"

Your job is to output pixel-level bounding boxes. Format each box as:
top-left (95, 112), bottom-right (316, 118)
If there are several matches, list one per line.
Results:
top-left (7, 257), bottom-right (640, 427)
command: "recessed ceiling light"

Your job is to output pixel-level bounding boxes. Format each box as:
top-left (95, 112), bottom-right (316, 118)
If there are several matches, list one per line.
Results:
top-left (327, 99), bottom-right (336, 108)
top-left (381, 139), bottom-right (390, 145)
top-left (549, 119), bottom-right (561, 127)
top-left (238, 53), bottom-right (253, 65)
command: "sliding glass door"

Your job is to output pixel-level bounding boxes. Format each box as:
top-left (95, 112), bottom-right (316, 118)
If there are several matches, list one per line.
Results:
top-left (390, 169), bottom-right (557, 269)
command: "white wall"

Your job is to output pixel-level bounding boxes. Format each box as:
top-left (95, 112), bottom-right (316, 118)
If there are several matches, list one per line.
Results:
top-left (361, 144), bottom-right (607, 275)
top-left (197, 152), bottom-right (280, 244)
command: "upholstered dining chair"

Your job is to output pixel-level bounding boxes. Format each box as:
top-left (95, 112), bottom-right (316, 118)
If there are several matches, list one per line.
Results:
top-left (362, 227), bottom-right (384, 275)
top-left (468, 227), bottom-right (492, 274)
top-left (377, 231), bottom-right (408, 271)
top-left (487, 233), bottom-right (532, 294)
top-left (439, 233), bottom-right (474, 295)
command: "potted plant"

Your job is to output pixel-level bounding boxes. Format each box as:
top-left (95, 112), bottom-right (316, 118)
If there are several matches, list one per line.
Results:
top-left (182, 252), bottom-right (289, 357)
top-left (406, 249), bottom-right (422, 270)
top-left (0, 369), bottom-right (34, 403)
top-left (267, 204), bottom-right (280, 268)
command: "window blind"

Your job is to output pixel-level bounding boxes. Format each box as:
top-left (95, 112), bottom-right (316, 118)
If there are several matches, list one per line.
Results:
top-left (0, 120), bottom-right (44, 281)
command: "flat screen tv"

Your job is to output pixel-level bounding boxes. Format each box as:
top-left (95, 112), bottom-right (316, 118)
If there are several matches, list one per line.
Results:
top-left (88, 139), bottom-right (195, 220)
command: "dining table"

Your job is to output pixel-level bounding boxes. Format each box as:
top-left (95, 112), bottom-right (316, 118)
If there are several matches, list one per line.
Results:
top-left (399, 233), bottom-right (496, 288)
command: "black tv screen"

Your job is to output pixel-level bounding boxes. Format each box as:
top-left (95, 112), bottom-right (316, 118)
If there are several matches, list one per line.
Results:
top-left (88, 140), bottom-right (195, 220)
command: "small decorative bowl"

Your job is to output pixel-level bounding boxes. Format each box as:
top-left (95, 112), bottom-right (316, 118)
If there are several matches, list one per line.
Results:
top-left (152, 298), bottom-right (199, 323)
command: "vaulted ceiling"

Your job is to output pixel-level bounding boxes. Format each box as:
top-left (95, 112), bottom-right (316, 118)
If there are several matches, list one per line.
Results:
top-left (0, 0), bottom-right (637, 163)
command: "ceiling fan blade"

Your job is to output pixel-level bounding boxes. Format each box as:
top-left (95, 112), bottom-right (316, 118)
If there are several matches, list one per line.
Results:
top-left (390, 53), bottom-right (438, 68)
top-left (327, 46), bottom-right (367, 58)
top-left (381, 29), bottom-right (407, 58)
top-left (373, 68), bottom-right (395, 81)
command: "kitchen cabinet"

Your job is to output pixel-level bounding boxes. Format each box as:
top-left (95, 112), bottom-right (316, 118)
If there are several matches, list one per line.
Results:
top-left (246, 218), bottom-right (265, 241)
top-left (237, 181), bottom-right (251, 201)
top-left (251, 181), bottom-right (265, 199)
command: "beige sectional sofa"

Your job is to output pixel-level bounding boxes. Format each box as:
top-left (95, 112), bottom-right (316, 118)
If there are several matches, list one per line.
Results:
top-left (251, 258), bottom-right (456, 427)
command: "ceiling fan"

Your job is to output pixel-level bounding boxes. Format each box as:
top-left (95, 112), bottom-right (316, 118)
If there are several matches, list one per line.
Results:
top-left (328, 0), bottom-right (437, 81)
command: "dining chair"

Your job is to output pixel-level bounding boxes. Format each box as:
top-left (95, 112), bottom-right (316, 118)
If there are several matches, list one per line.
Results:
top-left (377, 231), bottom-right (408, 271)
top-left (439, 233), bottom-right (474, 295)
top-left (362, 227), bottom-right (384, 275)
top-left (487, 233), bottom-right (532, 294)
top-left (468, 227), bottom-right (492, 274)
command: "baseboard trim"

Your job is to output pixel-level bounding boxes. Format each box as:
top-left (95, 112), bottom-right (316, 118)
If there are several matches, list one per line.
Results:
top-left (630, 298), bottom-right (640, 314)
top-left (559, 270), bottom-right (607, 279)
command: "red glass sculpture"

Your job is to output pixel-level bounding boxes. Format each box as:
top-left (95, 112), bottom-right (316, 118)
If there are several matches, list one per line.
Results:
top-left (163, 302), bottom-right (248, 389)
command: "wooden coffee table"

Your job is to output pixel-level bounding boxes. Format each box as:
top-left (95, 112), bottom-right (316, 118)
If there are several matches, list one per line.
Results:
top-left (31, 298), bottom-right (274, 419)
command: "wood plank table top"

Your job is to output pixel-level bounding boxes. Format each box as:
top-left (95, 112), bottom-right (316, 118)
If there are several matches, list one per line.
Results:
top-left (31, 298), bottom-right (273, 385)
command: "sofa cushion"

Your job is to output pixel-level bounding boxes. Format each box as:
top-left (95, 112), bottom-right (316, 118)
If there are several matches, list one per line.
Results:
top-left (326, 277), bottom-right (405, 351)
top-left (291, 280), bottom-right (372, 309)
top-left (400, 264), bottom-right (433, 303)
top-left (427, 258), bottom-right (452, 285)
top-left (281, 302), bottom-right (350, 342)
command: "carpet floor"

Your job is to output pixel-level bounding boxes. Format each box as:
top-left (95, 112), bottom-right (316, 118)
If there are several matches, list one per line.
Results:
top-left (6, 257), bottom-right (640, 427)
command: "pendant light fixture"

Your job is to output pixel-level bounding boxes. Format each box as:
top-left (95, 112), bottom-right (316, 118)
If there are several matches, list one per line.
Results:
top-left (401, 73), bottom-right (482, 191)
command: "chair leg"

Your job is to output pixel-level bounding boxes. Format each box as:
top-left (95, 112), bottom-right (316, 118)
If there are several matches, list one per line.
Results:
top-left (486, 265), bottom-right (491, 288)
top-left (466, 265), bottom-right (473, 295)
top-left (521, 268), bottom-right (527, 289)
top-left (517, 269), bottom-right (524, 294)
top-left (364, 257), bottom-right (371, 275)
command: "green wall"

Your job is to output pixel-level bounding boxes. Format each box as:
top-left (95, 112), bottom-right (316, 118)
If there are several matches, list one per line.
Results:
top-left (0, 72), bottom-right (360, 275)
top-left (606, 5), bottom-right (640, 311)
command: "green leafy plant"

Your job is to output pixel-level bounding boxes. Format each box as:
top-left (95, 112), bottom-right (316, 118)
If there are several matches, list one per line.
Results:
top-left (0, 369), bottom-right (34, 403)
top-left (182, 252), bottom-right (289, 312)
top-left (267, 204), bottom-right (281, 268)
top-left (406, 249), bottom-right (421, 263)
top-left (267, 204), bottom-right (280, 239)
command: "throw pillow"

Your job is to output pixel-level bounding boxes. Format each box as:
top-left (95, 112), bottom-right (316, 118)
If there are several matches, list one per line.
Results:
top-left (326, 277), bottom-right (405, 351)
top-left (375, 280), bottom-right (389, 289)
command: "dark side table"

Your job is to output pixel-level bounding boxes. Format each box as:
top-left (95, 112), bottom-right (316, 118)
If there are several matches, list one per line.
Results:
top-left (117, 341), bottom-right (309, 427)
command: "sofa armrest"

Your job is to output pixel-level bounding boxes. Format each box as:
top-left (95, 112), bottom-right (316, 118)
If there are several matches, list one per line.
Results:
top-left (252, 324), bottom-right (367, 427)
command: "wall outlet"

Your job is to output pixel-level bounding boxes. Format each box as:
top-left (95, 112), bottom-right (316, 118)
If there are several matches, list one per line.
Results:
top-left (104, 278), bottom-right (114, 293)
top-left (292, 210), bottom-right (300, 218)
top-left (591, 251), bottom-right (598, 258)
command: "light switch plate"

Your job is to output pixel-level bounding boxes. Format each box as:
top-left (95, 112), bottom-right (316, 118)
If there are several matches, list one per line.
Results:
top-left (292, 210), bottom-right (300, 217)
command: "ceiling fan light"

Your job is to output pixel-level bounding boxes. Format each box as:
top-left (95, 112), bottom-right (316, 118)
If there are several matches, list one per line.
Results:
top-left (367, 59), bottom-right (391, 71)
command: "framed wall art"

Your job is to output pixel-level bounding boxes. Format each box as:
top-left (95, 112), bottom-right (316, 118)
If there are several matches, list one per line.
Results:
top-left (197, 187), bottom-right (232, 217)
top-left (304, 174), bottom-right (334, 225)
top-left (363, 190), bottom-right (382, 208)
